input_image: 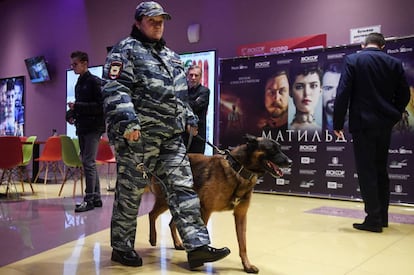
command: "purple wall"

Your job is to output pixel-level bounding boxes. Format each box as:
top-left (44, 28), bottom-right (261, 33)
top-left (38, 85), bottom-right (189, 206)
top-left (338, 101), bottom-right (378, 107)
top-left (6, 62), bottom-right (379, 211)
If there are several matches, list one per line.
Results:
top-left (0, 0), bottom-right (413, 141)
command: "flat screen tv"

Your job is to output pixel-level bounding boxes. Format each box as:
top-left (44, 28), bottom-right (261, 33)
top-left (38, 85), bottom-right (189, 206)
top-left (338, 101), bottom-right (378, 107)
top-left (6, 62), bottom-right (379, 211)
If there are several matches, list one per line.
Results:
top-left (24, 55), bottom-right (51, 83)
top-left (0, 76), bottom-right (25, 136)
top-left (179, 50), bottom-right (216, 155)
top-left (66, 65), bottom-right (103, 138)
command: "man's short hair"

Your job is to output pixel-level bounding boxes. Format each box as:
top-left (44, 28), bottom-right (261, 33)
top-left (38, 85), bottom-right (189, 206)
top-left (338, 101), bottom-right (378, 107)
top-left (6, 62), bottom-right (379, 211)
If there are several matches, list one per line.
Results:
top-left (364, 32), bottom-right (386, 48)
top-left (70, 51), bottom-right (89, 62)
top-left (268, 69), bottom-right (288, 79)
top-left (187, 65), bottom-right (202, 75)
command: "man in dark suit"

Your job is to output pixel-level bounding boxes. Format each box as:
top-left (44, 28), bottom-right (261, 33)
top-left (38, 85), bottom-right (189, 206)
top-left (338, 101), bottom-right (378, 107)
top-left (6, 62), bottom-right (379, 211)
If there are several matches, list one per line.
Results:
top-left (183, 65), bottom-right (210, 153)
top-left (333, 33), bottom-right (410, 232)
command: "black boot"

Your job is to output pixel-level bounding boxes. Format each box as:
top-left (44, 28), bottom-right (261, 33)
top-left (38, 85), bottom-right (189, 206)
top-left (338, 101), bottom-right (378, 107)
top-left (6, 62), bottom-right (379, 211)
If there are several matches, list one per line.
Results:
top-left (74, 201), bottom-right (94, 212)
top-left (111, 249), bottom-right (142, 267)
top-left (187, 245), bottom-right (231, 269)
top-left (353, 222), bottom-right (382, 233)
top-left (93, 199), bottom-right (103, 207)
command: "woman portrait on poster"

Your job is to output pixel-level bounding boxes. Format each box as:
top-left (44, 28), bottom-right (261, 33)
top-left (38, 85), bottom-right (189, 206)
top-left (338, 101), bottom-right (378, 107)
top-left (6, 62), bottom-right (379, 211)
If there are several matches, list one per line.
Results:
top-left (288, 65), bottom-right (323, 132)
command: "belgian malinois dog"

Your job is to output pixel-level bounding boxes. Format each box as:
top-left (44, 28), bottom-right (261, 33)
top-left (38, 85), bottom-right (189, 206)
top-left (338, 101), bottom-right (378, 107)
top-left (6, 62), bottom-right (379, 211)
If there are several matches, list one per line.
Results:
top-left (148, 134), bottom-right (292, 273)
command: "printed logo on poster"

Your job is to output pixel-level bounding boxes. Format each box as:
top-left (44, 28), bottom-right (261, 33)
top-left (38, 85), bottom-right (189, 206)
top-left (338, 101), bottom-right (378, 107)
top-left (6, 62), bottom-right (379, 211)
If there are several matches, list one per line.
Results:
top-left (281, 145), bottom-right (292, 151)
top-left (256, 178), bottom-right (264, 185)
top-left (254, 61), bottom-right (270, 69)
top-left (389, 174), bottom-right (410, 180)
top-left (281, 167), bottom-right (292, 175)
top-left (325, 170), bottom-right (345, 178)
top-left (277, 59), bottom-right (293, 65)
top-left (389, 147), bottom-right (413, 155)
top-left (389, 159), bottom-right (408, 169)
top-left (240, 46), bottom-right (265, 56)
top-left (386, 45), bottom-right (413, 54)
top-left (399, 147), bottom-right (413, 154)
top-left (276, 178), bottom-right (287, 185)
top-left (299, 145), bottom-right (317, 152)
top-left (269, 46), bottom-right (289, 53)
top-left (327, 53), bottom-right (346, 60)
top-left (300, 169), bottom-right (317, 175)
top-left (301, 157), bottom-right (310, 164)
top-left (328, 156), bottom-right (343, 167)
top-left (231, 64), bottom-right (248, 70)
top-left (300, 180), bottom-right (314, 188)
top-left (300, 55), bottom-right (319, 63)
top-left (395, 185), bottom-right (403, 193)
top-left (326, 145), bottom-right (345, 152)
top-left (301, 156), bottom-right (315, 164)
top-left (327, 181), bottom-right (337, 189)
top-left (391, 184), bottom-right (408, 195)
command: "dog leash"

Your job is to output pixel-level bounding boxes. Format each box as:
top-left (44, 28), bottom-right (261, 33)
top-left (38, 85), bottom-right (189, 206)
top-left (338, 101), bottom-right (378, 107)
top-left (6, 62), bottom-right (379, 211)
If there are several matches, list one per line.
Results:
top-left (123, 137), bottom-right (170, 194)
top-left (131, 134), bottom-right (191, 194)
top-left (134, 134), bottom-right (257, 194)
top-left (187, 130), bottom-right (194, 151)
top-left (194, 135), bottom-right (226, 155)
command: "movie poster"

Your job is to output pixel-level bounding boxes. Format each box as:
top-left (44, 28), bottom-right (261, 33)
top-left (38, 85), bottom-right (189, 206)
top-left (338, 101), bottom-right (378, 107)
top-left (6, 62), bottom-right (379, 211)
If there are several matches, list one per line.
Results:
top-left (0, 76), bottom-right (25, 136)
top-left (218, 36), bottom-right (414, 204)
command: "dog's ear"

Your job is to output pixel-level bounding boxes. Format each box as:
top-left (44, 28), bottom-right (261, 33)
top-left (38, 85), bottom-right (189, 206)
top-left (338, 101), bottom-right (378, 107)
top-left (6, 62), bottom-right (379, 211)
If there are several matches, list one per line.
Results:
top-left (243, 134), bottom-right (257, 142)
top-left (243, 134), bottom-right (258, 149)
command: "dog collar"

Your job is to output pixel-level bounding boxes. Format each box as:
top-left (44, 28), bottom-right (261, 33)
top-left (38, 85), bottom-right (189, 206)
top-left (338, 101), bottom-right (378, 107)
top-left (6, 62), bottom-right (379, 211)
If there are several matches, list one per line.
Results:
top-left (225, 153), bottom-right (258, 181)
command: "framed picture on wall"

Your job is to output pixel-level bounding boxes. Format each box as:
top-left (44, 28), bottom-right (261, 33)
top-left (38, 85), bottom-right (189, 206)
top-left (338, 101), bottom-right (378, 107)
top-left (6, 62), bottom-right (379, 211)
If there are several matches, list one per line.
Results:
top-left (0, 76), bottom-right (25, 136)
top-left (24, 55), bottom-right (51, 84)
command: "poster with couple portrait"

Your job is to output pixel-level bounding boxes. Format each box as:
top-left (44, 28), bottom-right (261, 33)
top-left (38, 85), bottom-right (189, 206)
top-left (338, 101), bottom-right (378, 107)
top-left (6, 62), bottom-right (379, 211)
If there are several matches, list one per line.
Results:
top-left (219, 46), bottom-right (358, 146)
top-left (218, 35), bottom-right (414, 203)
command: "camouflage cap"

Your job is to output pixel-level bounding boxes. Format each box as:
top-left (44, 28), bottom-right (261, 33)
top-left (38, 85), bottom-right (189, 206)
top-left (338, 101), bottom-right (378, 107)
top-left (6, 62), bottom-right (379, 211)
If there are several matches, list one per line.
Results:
top-left (135, 1), bottom-right (171, 20)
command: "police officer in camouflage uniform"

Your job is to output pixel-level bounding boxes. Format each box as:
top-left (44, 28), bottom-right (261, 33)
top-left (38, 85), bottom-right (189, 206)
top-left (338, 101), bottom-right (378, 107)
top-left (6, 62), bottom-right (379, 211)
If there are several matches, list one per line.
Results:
top-left (102, 1), bottom-right (230, 270)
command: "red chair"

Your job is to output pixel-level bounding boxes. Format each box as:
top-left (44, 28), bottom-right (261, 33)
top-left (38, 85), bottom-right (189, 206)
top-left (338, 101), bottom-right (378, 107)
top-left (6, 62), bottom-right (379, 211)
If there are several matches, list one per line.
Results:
top-left (0, 136), bottom-right (23, 197)
top-left (33, 136), bottom-right (63, 184)
top-left (96, 138), bottom-right (116, 190)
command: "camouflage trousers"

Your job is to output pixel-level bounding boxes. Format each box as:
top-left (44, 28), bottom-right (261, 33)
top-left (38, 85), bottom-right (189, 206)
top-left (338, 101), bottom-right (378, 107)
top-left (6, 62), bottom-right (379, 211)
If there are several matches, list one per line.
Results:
top-left (110, 133), bottom-right (210, 252)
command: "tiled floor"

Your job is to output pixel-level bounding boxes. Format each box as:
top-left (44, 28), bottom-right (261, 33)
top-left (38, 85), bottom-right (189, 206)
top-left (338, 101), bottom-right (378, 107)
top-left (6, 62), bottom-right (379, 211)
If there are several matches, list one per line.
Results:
top-left (1, 179), bottom-right (414, 275)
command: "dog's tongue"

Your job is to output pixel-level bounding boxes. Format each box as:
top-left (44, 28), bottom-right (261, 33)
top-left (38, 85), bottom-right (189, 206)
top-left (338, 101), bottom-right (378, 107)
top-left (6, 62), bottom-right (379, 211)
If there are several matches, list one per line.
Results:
top-left (267, 161), bottom-right (284, 177)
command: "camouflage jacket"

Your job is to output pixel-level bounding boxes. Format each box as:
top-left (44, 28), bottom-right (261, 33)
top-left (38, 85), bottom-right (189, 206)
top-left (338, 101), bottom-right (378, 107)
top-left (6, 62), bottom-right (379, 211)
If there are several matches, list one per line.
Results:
top-left (102, 31), bottom-right (198, 143)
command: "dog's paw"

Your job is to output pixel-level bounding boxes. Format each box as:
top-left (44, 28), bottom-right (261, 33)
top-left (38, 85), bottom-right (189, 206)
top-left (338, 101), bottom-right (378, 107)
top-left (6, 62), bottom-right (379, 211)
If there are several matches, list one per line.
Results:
top-left (149, 239), bottom-right (157, 247)
top-left (243, 263), bottom-right (259, 274)
top-left (174, 243), bottom-right (185, 250)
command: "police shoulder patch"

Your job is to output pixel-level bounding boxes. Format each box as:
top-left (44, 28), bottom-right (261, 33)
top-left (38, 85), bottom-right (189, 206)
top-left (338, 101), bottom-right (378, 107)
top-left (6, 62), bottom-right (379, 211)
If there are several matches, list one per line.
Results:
top-left (109, 61), bottom-right (123, 80)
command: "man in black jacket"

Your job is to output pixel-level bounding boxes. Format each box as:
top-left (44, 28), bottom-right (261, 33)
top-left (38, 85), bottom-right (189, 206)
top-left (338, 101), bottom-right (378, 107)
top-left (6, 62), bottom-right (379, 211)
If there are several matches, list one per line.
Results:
top-left (333, 33), bottom-right (410, 232)
top-left (68, 51), bottom-right (105, 212)
top-left (183, 64), bottom-right (210, 153)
